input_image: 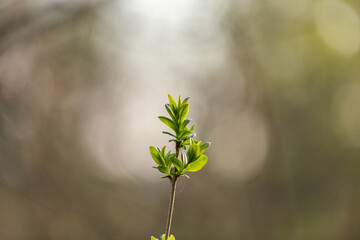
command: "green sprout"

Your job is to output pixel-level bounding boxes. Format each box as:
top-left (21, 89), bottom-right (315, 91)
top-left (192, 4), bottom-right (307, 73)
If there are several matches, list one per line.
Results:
top-left (150, 94), bottom-right (211, 240)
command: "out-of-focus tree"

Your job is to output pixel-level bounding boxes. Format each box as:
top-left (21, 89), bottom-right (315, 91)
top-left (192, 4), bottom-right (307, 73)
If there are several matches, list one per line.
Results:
top-left (1, 0), bottom-right (360, 240)
top-left (0, 1), bottom-right (155, 239)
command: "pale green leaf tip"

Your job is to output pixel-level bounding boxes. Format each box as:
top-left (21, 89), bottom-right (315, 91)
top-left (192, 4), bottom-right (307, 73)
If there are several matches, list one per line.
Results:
top-left (168, 94), bottom-right (175, 102)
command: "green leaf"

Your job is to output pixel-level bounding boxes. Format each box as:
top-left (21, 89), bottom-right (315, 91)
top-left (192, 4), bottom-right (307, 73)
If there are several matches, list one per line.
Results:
top-left (162, 131), bottom-right (176, 138)
top-left (165, 150), bottom-right (171, 158)
top-left (178, 95), bottom-right (181, 107)
top-left (158, 149), bottom-right (166, 166)
top-left (186, 144), bottom-right (196, 163)
top-left (187, 141), bottom-right (201, 163)
top-left (189, 125), bottom-right (195, 131)
top-left (178, 130), bottom-right (193, 139)
top-left (159, 234), bottom-right (175, 240)
top-left (151, 236), bottom-right (158, 240)
top-left (160, 147), bottom-right (171, 167)
top-left (185, 155), bottom-right (208, 172)
top-left (200, 142), bottom-right (211, 154)
top-left (183, 137), bottom-right (194, 145)
top-left (189, 133), bottom-right (196, 139)
top-left (165, 104), bottom-right (176, 121)
top-left (182, 139), bottom-right (190, 146)
top-left (180, 133), bottom-right (196, 141)
top-left (166, 153), bottom-right (175, 168)
top-left (153, 166), bottom-right (169, 175)
top-left (168, 94), bottom-right (177, 114)
top-left (159, 116), bottom-right (177, 132)
top-left (181, 119), bottom-right (191, 129)
top-left (149, 146), bottom-right (164, 166)
top-left (178, 104), bottom-right (189, 123)
top-left (182, 97), bottom-right (189, 105)
top-left (161, 146), bottom-right (166, 157)
top-left (171, 156), bottom-right (183, 171)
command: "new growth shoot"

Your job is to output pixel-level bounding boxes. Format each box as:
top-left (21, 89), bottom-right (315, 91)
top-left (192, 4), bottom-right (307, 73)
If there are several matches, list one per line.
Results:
top-left (150, 94), bottom-right (211, 240)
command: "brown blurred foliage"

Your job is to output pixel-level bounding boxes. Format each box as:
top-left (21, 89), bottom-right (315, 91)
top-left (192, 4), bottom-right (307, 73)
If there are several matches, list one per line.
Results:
top-left (1, 0), bottom-right (360, 240)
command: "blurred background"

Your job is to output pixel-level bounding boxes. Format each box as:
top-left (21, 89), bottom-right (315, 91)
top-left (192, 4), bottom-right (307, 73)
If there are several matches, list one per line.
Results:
top-left (1, 0), bottom-right (360, 239)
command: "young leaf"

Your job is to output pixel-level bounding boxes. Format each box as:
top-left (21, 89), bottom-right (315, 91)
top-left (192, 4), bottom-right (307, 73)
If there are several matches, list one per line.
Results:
top-left (158, 116), bottom-right (177, 132)
top-left (154, 166), bottom-right (170, 175)
top-left (185, 155), bottom-right (208, 172)
top-left (171, 156), bottom-right (183, 171)
top-left (186, 141), bottom-right (202, 163)
top-left (165, 150), bottom-right (171, 158)
top-left (161, 146), bottom-right (166, 157)
top-left (159, 234), bottom-right (175, 240)
top-left (178, 104), bottom-right (189, 123)
top-left (158, 150), bottom-right (167, 166)
top-left (166, 153), bottom-right (175, 168)
top-left (178, 130), bottom-right (193, 139)
top-left (200, 142), bottom-right (211, 154)
top-left (178, 95), bottom-right (181, 107)
top-left (182, 139), bottom-right (190, 146)
top-left (181, 119), bottom-right (191, 129)
top-left (182, 97), bottom-right (189, 105)
top-left (165, 104), bottom-right (176, 121)
top-left (162, 131), bottom-right (176, 138)
top-left (149, 146), bottom-right (164, 166)
top-left (186, 144), bottom-right (195, 161)
top-left (151, 236), bottom-right (158, 240)
top-left (168, 94), bottom-right (177, 114)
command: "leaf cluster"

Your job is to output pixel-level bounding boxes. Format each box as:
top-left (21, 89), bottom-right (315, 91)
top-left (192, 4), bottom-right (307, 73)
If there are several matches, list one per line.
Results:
top-left (159, 94), bottom-right (194, 144)
top-left (151, 234), bottom-right (175, 240)
top-left (149, 94), bottom-right (210, 178)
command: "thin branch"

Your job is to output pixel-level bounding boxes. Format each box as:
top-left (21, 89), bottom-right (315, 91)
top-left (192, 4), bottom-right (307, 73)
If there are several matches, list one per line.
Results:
top-left (164, 142), bottom-right (181, 239)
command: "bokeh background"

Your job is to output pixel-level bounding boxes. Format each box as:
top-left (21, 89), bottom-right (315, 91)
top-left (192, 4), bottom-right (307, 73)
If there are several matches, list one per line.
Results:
top-left (1, 0), bottom-right (360, 239)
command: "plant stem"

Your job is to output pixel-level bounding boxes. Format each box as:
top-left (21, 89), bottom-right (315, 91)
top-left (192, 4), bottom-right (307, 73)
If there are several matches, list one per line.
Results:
top-left (164, 142), bottom-right (181, 239)
top-left (175, 142), bottom-right (180, 159)
top-left (165, 176), bottom-right (178, 240)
